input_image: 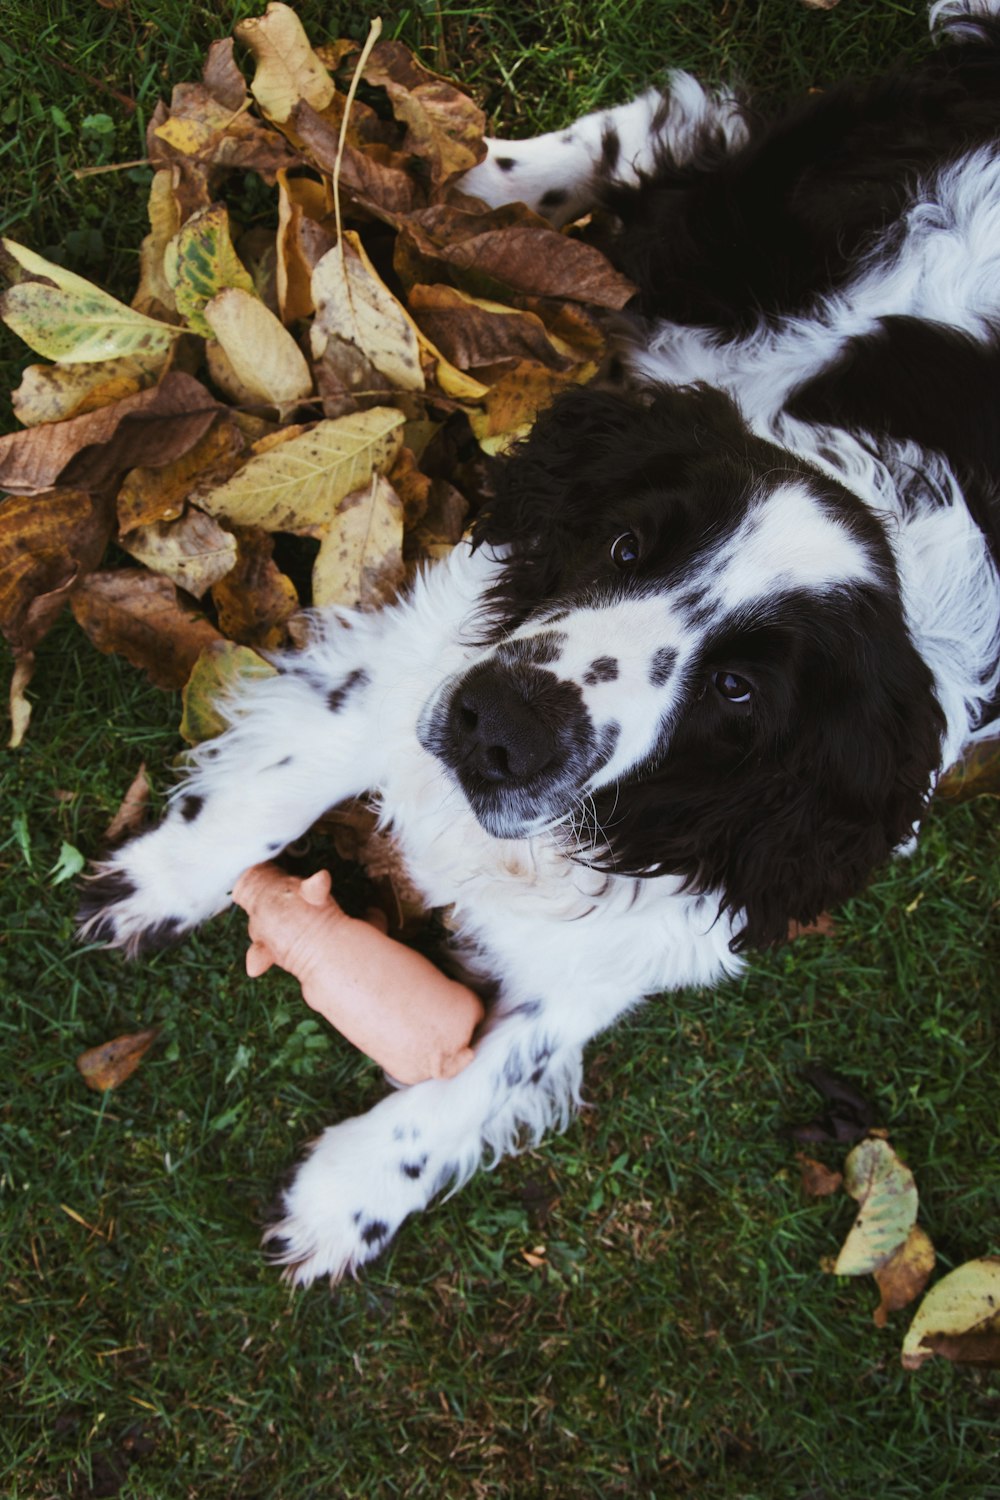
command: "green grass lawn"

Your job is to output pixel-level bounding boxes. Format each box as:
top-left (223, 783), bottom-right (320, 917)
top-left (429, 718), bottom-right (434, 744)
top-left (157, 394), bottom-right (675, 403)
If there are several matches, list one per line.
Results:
top-left (2, 3), bottom-right (999, 1496)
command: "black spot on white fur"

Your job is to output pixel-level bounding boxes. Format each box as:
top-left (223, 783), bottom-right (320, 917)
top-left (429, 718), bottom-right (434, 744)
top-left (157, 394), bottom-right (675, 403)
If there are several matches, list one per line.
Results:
top-left (327, 669), bottom-right (369, 713)
top-left (650, 648), bottom-right (678, 687)
top-left (583, 656), bottom-right (619, 685)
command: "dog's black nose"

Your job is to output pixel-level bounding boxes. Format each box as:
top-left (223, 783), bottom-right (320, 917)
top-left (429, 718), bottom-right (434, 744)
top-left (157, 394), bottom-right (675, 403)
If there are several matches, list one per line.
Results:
top-left (451, 666), bottom-right (557, 782)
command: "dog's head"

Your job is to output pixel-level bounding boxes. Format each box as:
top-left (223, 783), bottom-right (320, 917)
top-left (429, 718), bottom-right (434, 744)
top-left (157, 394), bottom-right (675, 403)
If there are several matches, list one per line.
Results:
top-left (419, 383), bottom-right (945, 949)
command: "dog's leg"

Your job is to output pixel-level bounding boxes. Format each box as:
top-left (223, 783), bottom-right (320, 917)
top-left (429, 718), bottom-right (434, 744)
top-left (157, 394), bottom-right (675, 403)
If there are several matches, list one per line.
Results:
top-left (265, 984), bottom-right (641, 1286)
top-left (461, 74), bottom-right (747, 225)
top-left (77, 652), bottom-right (382, 956)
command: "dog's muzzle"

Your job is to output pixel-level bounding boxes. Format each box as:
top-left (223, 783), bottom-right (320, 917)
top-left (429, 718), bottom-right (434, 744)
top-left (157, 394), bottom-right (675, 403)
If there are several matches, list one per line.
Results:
top-left (420, 660), bottom-right (599, 837)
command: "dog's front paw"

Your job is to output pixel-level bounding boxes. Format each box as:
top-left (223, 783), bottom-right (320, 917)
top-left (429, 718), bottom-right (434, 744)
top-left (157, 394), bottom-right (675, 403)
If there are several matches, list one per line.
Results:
top-left (76, 826), bottom-right (227, 956)
top-left (264, 1112), bottom-right (447, 1286)
top-left (76, 859), bottom-right (189, 957)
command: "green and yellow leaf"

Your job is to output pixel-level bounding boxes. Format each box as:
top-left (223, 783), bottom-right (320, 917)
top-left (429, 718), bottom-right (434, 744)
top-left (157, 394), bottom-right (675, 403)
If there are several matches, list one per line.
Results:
top-left (197, 407), bottom-right (405, 532)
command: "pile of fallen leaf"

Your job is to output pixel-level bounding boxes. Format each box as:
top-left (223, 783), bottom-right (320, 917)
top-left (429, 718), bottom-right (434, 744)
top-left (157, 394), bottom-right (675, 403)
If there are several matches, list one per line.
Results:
top-left (0, 5), bottom-right (635, 749)
top-left (794, 1068), bottom-right (1000, 1370)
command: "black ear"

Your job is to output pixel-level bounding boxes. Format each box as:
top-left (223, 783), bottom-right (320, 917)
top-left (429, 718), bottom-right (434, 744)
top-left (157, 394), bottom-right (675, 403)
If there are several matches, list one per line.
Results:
top-left (592, 592), bottom-right (945, 950)
top-left (702, 613), bottom-right (945, 950)
top-left (474, 382), bottom-right (751, 550)
top-left (472, 381), bottom-right (758, 615)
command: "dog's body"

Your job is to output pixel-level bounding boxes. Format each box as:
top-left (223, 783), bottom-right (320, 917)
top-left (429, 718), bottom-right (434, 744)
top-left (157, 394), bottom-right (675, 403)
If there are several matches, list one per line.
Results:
top-left (81, 0), bottom-right (1000, 1284)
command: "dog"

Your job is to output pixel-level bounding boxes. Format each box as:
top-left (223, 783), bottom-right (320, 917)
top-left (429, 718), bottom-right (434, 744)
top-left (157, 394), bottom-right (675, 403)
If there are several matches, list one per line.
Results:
top-left (79, 0), bottom-right (1000, 1285)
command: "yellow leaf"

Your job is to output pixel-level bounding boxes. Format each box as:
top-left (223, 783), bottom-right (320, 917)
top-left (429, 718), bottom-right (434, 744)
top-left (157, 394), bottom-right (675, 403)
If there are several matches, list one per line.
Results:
top-left (469, 361), bottom-right (589, 454)
top-left (312, 473), bottom-right (405, 609)
top-left (165, 203), bottom-right (256, 337)
top-left (2, 237), bottom-right (115, 300)
top-left (180, 640), bottom-right (278, 744)
top-left (202, 287), bottom-right (313, 406)
top-left (197, 407), bottom-right (405, 532)
top-left (12, 354), bottom-right (166, 427)
top-left (119, 508), bottom-right (239, 599)
top-left (311, 233), bottom-right (424, 393)
top-left (831, 1137), bottom-right (918, 1277)
top-left (902, 1257), bottom-right (1000, 1369)
top-left (133, 169), bottom-right (182, 318)
top-left (116, 419), bottom-right (246, 534)
top-left (0, 244), bottom-right (182, 366)
top-left (8, 653), bottom-right (34, 749)
top-left (235, 3), bottom-right (335, 124)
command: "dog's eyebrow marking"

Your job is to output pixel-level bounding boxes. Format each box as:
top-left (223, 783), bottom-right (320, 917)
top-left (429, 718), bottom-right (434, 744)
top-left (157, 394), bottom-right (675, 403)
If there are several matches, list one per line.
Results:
top-left (583, 656), bottom-right (620, 685)
top-left (650, 647), bottom-right (678, 687)
top-left (327, 668), bottom-right (369, 713)
top-left (675, 590), bottom-right (716, 629)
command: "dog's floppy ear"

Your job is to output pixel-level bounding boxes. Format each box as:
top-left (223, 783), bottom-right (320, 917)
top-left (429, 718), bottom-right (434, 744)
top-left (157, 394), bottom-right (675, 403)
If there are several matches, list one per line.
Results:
top-left (472, 382), bottom-right (754, 613)
top-left (697, 606), bottom-right (945, 950)
top-left (474, 381), bottom-right (748, 549)
top-left (594, 590), bottom-right (944, 950)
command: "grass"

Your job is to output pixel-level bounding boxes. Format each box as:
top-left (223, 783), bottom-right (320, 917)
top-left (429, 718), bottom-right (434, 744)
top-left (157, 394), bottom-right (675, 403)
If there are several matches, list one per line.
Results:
top-left (2, 2), bottom-right (999, 1497)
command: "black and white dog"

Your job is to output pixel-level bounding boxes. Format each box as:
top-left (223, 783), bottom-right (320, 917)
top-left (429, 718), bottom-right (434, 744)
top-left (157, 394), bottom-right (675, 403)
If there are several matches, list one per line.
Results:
top-left (81, 0), bottom-right (1000, 1284)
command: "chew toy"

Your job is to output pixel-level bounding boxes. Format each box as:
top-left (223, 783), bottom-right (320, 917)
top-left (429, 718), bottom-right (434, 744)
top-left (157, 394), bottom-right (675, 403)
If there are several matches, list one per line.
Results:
top-left (232, 863), bottom-right (484, 1083)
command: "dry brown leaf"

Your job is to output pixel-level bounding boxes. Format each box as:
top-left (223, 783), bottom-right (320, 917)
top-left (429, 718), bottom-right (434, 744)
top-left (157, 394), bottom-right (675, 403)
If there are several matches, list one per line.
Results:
top-left (119, 507), bottom-right (239, 598)
top-left (363, 39), bottom-right (486, 189)
top-left (795, 1151), bottom-right (844, 1198)
top-left (0, 373), bottom-right (219, 496)
top-left (116, 417), bottom-right (246, 534)
top-left (149, 82), bottom-right (299, 182)
top-left (312, 472), bottom-right (406, 609)
top-left (396, 203), bottom-right (636, 309)
top-left (276, 171), bottom-right (335, 322)
top-left (104, 762), bottom-right (152, 843)
top-left (936, 739), bottom-right (1000, 801)
top-left (289, 100), bottom-right (419, 216)
top-left (0, 488), bottom-right (115, 653)
top-left (210, 527), bottom-right (299, 648)
top-left (788, 911), bottom-right (837, 940)
top-left (203, 287), bottom-right (313, 406)
top-left (409, 282), bottom-right (575, 377)
top-left (202, 36), bottom-right (248, 112)
top-left (872, 1225), bottom-right (936, 1328)
top-left (71, 569), bottom-right (222, 688)
top-left (76, 1028), bottom-right (161, 1092)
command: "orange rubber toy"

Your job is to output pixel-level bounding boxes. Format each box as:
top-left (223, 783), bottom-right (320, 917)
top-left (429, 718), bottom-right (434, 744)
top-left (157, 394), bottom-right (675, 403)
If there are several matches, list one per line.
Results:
top-left (232, 863), bottom-right (484, 1084)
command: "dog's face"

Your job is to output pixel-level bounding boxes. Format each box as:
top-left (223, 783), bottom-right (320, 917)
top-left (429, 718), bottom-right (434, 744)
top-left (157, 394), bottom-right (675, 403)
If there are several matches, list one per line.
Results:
top-left (419, 384), bottom-right (945, 947)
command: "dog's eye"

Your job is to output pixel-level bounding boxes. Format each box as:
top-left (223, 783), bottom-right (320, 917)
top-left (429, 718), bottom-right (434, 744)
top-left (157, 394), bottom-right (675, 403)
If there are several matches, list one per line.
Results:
top-left (714, 671), bottom-right (752, 704)
top-left (610, 531), bottom-right (640, 568)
